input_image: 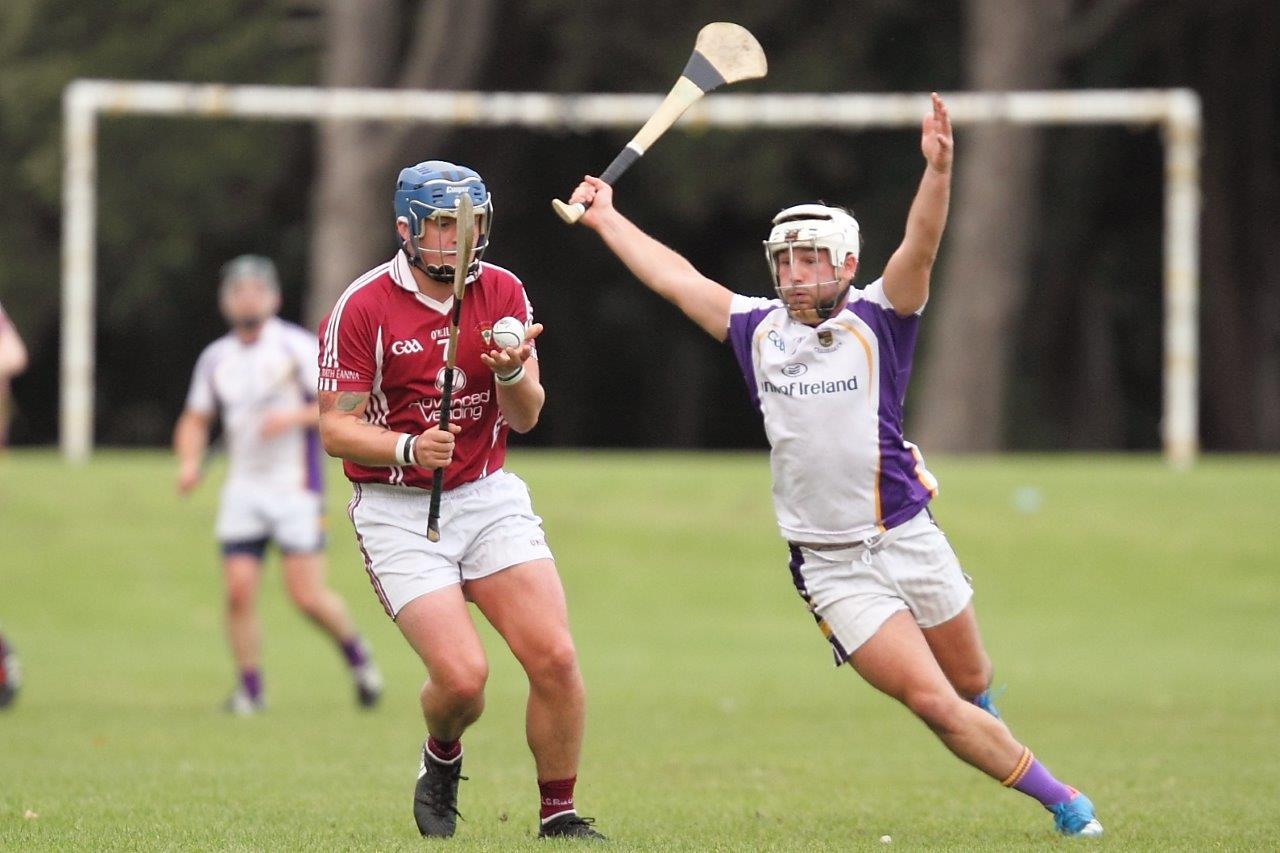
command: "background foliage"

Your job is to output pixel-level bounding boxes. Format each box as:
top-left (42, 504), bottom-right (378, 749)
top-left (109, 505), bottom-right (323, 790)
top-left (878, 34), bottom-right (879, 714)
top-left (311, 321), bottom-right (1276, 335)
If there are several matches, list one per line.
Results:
top-left (0, 0), bottom-right (1275, 450)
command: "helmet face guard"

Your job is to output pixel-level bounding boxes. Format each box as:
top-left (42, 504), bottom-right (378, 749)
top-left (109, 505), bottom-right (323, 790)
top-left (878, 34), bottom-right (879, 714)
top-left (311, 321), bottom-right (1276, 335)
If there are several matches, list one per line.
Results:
top-left (404, 200), bottom-right (491, 283)
top-left (762, 203), bottom-right (860, 322)
top-left (394, 161), bottom-right (493, 283)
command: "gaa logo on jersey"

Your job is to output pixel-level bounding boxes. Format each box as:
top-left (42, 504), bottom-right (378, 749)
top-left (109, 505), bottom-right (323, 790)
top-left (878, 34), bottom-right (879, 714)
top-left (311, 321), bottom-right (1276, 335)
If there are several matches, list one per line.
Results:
top-left (435, 366), bottom-right (467, 393)
top-left (391, 338), bottom-right (425, 356)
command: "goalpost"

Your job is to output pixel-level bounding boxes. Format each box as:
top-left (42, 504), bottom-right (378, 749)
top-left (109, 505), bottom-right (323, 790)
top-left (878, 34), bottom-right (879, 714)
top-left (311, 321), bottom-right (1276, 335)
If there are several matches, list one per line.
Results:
top-left (61, 80), bottom-right (1201, 465)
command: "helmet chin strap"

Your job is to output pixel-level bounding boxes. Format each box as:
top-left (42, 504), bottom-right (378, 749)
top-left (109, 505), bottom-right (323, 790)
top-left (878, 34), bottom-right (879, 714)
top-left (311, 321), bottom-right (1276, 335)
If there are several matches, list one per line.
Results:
top-left (784, 278), bottom-right (851, 323)
top-left (814, 279), bottom-right (852, 320)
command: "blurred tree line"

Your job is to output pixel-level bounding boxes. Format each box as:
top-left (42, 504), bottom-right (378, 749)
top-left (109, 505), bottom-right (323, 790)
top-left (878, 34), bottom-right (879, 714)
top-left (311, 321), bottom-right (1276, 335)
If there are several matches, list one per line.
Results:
top-left (0, 0), bottom-right (1275, 451)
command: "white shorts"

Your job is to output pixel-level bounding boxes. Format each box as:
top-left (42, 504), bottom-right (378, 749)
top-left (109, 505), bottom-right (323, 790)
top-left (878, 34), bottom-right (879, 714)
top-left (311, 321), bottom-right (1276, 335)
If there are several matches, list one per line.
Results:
top-left (346, 470), bottom-right (554, 619)
top-left (216, 480), bottom-right (324, 555)
top-left (787, 508), bottom-right (973, 665)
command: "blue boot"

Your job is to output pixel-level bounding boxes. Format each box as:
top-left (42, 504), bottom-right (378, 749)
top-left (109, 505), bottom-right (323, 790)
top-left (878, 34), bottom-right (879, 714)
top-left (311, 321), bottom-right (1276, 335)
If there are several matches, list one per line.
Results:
top-left (1049, 790), bottom-right (1104, 837)
top-left (971, 687), bottom-right (1002, 719)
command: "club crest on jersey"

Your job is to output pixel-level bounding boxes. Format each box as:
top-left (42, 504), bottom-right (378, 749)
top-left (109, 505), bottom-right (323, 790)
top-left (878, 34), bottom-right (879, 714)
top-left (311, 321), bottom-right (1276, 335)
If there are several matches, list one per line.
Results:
top-left (435, 366), bottom-right (467, 393)
top-left (477, 322), bottom-right (494, 347)
top-left (817, 330), bottom-right (834, 348)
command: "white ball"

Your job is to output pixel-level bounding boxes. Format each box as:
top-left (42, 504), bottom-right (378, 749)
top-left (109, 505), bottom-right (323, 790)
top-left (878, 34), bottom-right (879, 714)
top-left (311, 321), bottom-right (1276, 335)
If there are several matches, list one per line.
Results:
top-left (490, 316), bottom-right (525, 350)
top-left (879, 836), bottom-right (892, 844)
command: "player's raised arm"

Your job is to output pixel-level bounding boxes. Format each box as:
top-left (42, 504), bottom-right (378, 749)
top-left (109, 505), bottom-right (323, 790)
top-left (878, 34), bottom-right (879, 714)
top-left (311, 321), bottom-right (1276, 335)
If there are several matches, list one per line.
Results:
top-left (570, 176), bottom-right (734, 342)
top-left (882, 92), bottom-right (953, 317)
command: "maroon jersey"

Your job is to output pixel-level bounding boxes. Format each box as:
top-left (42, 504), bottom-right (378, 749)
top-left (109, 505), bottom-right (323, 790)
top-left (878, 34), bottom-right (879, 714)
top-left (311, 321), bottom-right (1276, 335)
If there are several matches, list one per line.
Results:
top-left (319, 252), bottom-right (534, 490)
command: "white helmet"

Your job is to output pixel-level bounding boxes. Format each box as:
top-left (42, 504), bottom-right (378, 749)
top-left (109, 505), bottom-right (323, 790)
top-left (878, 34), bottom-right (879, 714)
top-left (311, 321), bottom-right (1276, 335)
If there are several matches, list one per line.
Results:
top-left (763, 203), bottom-right (860, 269)
top-left (762, 203), bottom-right (860, 320)
top-left (218, 254), bottom-right (281, 330)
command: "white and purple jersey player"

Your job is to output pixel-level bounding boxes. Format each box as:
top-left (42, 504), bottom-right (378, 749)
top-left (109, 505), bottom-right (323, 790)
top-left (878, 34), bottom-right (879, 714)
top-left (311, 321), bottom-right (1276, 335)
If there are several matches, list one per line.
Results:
top-left (715, 203), bottom-right (966, 667)
top-left (726, 278), bottom-right (937, 546)
top-left (565, 95), bottom-right (1105, 837)
top-left (185, 317), bottom-right (325, 553)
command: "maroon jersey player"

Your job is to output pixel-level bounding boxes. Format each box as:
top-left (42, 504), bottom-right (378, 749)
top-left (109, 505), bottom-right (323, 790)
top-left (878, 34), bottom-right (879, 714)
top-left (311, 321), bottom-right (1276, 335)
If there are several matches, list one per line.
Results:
top-left (317, 161), bottom-right (603, 841)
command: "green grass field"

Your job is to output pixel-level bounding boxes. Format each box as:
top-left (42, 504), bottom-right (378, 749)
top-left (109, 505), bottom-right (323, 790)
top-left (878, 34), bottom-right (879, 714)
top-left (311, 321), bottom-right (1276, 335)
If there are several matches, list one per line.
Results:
top-left (1, 450), bottom-right (1277, 850)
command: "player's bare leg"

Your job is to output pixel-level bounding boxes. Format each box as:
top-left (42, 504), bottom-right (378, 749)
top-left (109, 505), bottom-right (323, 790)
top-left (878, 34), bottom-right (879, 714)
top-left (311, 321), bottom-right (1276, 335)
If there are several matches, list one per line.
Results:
top-left (223, 552), bottom-right (264, 713)
top-left (922, 604), bottom-right (1000, 714)
top-left (398, 585), bottom-right (489, 737)
top-left (850, 610), bottom-right (1101, 835)
top-left (281, 551), bottom-right (382, 707)
top-left (852, 610), bottom-right (1019, 771)
top-left (467, 559), bottom-right (601, 837)
top-left (282, 552), bottom-right (355, 637)
top-left (397, 584), bottom-right (488, 837)
top-left (224, 553), bottom-right (262, 675)
top-left (468, 560), bottom-right (584, 778)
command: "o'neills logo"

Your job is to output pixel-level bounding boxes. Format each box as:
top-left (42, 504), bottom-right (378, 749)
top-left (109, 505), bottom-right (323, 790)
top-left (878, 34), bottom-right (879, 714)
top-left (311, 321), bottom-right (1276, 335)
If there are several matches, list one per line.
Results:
top-left (761, 374), bottom-right (859, 397)
top-left (435, 366), bottom-right (466, 393)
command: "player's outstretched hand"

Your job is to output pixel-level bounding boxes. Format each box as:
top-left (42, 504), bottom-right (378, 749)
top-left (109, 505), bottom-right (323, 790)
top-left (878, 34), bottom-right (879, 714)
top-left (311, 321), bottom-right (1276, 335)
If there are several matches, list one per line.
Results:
top-left (481, 323), bottom-right (543, 379)
top-left (568, 176), bottom-right (614, 229)
top-left (414, 422), bottom-right (462, 469)
top-left (177, 461), bottom-right (201, 496)
top-left (922, 92), bottom-right (953, 175)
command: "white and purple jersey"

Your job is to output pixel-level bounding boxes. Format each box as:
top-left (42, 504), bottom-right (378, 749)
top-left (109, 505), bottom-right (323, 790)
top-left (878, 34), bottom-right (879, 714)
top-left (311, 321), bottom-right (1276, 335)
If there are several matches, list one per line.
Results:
top-left (726, 279), bottom-right (938, 543)
top-left (185, 317), bottom-right (323, 493)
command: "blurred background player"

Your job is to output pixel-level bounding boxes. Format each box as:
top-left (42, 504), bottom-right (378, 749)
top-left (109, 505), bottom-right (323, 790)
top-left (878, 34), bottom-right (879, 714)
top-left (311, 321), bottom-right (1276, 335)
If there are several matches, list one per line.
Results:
top-left (173, 255), bottom-right (382, 715)
top-left (0, 626), bottom-right (19, 709)
top-left (0, 298), bottom-right (27, 451)
top-left (0, 299), bottom-right (27, 708)
top-left (317, 161), bottom-right (602, 839)
top-left (565, 93), bottom-right (1102, 838)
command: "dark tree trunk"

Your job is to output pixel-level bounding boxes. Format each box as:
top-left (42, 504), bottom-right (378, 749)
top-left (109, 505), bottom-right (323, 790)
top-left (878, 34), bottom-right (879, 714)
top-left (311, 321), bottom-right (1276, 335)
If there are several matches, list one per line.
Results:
top-left (306, 0), bottom-right (496, 330)
top-left (1196, 0), bottom-right (1280, 449)
top-left (913, 0), bottom-right (1068, 451)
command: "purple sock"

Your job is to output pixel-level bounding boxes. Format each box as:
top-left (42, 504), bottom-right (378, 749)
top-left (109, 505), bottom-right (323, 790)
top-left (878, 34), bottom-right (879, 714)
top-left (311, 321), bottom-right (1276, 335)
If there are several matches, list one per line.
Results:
top-left (340, 636), bottom-right (368, 668)
top-left (240, 669), bottom-right (262, 701)
top-left (1006, 750), bottom-right (1075, 807)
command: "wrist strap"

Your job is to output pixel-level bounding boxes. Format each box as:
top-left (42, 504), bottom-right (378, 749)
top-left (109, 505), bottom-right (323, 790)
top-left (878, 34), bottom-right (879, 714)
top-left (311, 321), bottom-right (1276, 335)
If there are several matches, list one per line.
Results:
top-left (395, 432), bottom-right (417, 467)
top-left (495, 365), bottom-right (525, 386)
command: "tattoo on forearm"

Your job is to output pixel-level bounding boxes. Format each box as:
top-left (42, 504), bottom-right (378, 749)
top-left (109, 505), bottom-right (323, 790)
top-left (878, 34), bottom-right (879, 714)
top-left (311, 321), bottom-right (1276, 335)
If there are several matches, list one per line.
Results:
top-left (336, 392), bottom-right (362, 412)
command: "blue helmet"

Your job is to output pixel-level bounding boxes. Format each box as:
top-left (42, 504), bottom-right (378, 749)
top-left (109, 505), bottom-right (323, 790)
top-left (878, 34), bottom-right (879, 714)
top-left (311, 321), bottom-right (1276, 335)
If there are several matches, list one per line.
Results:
top-left (394, 160), bottom-right (493, 282)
